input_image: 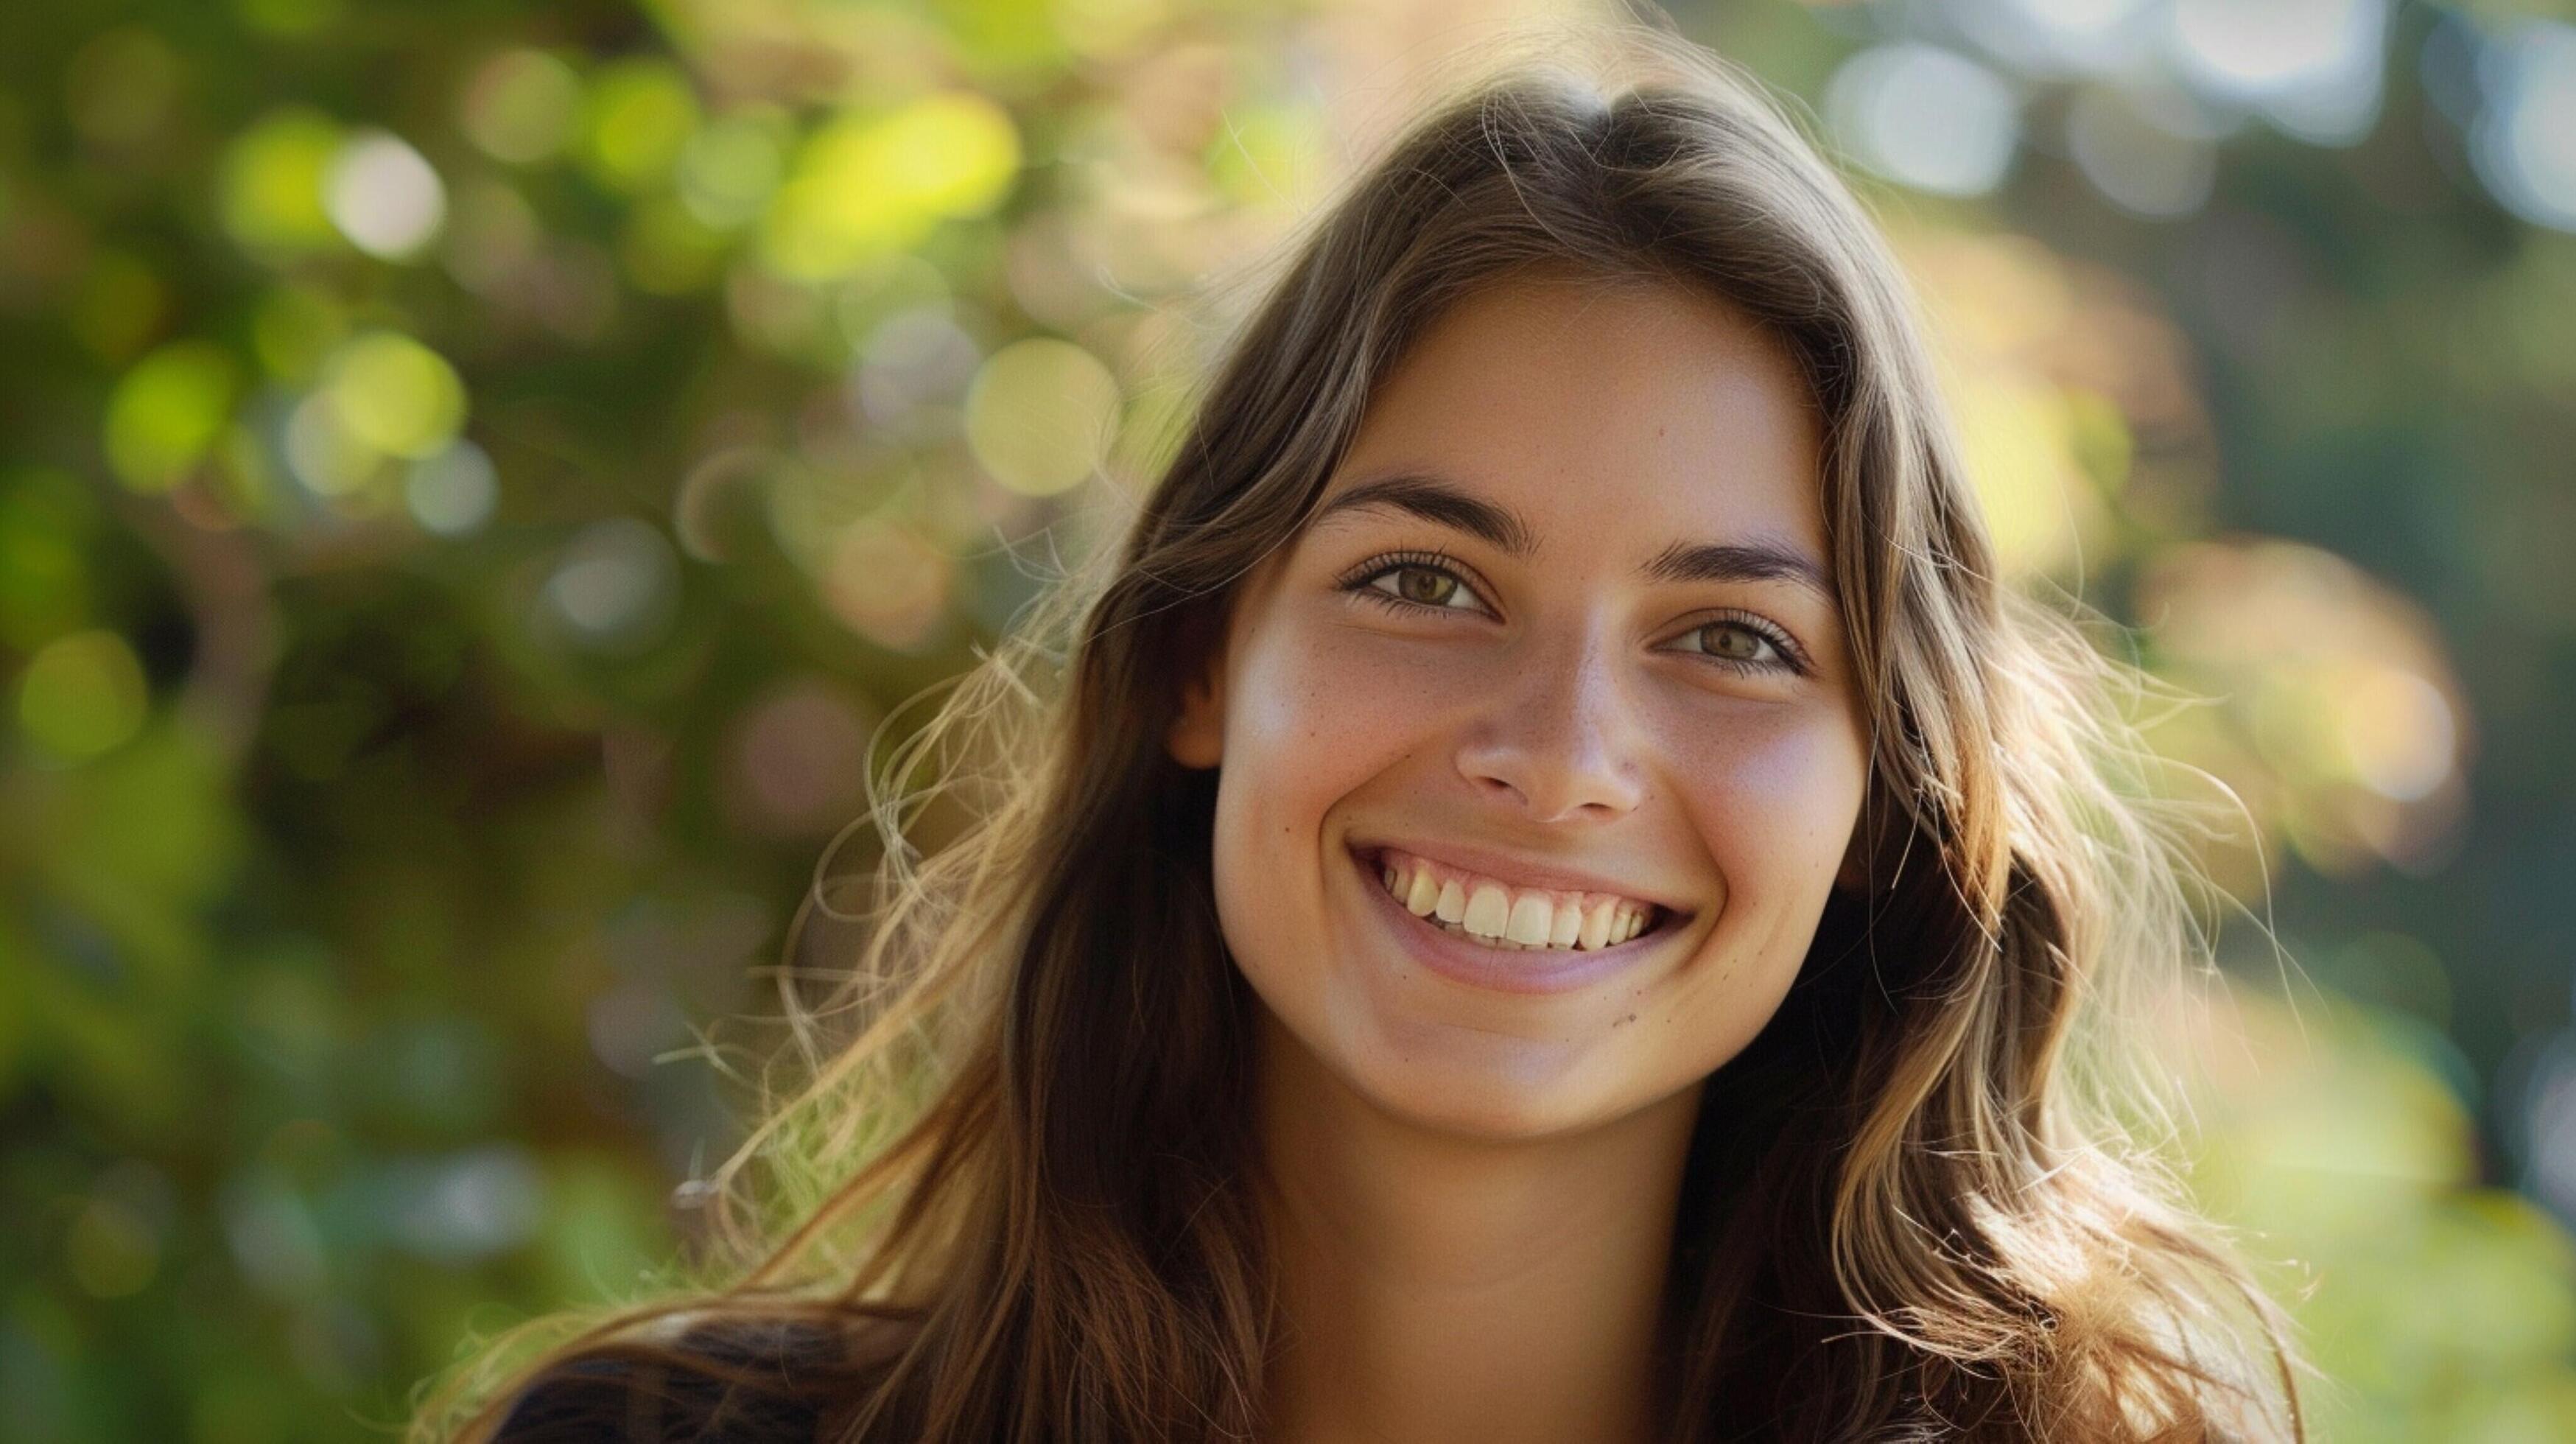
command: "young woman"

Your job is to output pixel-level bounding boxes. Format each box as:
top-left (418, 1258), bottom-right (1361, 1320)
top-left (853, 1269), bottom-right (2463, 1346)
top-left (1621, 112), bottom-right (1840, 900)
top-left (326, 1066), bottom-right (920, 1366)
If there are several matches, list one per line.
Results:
top-left (431, 23), bottom-right (2305, 1443)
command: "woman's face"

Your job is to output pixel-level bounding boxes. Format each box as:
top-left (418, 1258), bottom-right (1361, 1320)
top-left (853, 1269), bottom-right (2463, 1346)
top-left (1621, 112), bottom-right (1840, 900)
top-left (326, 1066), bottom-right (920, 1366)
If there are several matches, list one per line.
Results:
top-left (1168, 272), bottom-right (1873, 1140)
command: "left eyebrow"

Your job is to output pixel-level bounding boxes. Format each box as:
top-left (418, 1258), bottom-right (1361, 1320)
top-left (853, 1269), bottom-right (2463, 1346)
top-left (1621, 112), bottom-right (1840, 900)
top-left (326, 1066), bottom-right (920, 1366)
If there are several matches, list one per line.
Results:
top-left (1637, 536), bottom-right (1836, 604)
top-left (1309, 471), bottom-right (1837, 605)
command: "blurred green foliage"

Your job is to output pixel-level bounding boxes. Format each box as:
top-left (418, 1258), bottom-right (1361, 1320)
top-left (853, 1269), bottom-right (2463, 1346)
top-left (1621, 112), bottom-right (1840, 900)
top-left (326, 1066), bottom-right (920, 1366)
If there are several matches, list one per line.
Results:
top-left (0, 0), bottom-right (2572, 1438)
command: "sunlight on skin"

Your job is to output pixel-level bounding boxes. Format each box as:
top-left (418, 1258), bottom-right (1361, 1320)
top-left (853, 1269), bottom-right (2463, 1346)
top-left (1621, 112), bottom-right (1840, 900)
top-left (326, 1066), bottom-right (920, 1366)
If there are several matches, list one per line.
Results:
top-left (1166, 268), bottom-right (1873, 1443)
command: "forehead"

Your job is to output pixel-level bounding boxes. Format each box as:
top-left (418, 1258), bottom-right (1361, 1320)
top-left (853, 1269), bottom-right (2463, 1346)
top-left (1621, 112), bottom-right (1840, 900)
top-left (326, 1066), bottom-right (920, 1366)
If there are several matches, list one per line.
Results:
top-left (1319, 272), bottom-right (1828, 554)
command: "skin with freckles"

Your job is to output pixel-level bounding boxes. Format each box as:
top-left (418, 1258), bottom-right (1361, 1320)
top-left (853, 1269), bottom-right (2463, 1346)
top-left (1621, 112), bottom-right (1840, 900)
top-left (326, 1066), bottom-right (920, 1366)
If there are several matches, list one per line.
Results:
top-left (1165, 270), bottom-right (1875, 1443)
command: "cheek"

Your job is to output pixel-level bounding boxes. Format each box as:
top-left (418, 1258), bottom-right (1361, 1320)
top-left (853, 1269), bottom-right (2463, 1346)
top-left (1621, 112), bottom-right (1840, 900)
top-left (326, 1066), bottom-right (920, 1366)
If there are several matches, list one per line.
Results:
top-left (1680, 709), bottom-right (1868, 889)
top-left (1626, 708), bottom-right (1867, 1080)
top-left (1206, 621), bottom-right (1419, 949)
top-left (1650, 701), bottom-right (1867, 1008)
top-left (1221, 620), bottom-right (1430, 825)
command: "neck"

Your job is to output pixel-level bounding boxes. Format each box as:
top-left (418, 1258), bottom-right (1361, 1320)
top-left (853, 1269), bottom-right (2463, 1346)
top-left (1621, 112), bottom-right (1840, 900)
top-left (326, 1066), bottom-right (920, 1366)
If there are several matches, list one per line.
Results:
top-left (1252, 1010), bottom-right (1704, 1444)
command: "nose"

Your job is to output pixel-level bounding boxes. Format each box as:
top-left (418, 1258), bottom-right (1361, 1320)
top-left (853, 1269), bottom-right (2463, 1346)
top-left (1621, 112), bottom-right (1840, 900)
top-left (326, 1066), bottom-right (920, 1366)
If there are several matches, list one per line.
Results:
top-left (1454, 626), bottom-right (1649, 825)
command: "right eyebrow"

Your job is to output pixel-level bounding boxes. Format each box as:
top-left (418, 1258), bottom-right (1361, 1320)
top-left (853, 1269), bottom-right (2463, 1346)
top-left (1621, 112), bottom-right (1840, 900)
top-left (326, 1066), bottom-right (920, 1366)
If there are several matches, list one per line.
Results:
top-left (1308, 472), bottom-right (1537, 559)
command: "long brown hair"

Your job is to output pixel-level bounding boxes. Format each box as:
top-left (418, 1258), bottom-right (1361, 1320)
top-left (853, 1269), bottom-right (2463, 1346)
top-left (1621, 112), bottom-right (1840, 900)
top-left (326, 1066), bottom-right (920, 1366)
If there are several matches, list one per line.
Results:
top-left (421, 19), bottom-right (2306, 1441)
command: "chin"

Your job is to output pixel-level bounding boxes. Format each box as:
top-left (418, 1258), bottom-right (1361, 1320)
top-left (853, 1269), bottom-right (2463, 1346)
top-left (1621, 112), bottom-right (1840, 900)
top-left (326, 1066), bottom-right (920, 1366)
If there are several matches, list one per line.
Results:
top-left (1333, 1027), bottom-right (1619, 1142)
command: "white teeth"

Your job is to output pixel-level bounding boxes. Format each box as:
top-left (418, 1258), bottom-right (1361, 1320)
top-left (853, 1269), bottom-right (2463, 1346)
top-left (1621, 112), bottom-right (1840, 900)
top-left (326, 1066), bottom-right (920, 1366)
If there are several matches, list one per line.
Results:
top-left (1548, 901), bottom-right (1582, 948)
top-left (1404, 868), bottom-right (1439, 916)
top-left (1505, 894), bottom-right (1554, 945)
top-left (1375, 852), bottom-right (1660, 955)
top-left (1579, 896), bottom-right (1616, 950)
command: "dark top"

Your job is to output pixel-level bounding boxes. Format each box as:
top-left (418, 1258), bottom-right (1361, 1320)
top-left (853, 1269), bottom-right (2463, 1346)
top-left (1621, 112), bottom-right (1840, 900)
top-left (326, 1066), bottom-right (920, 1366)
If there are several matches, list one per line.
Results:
top-left (492, 1317), bottom-right (852, 1443)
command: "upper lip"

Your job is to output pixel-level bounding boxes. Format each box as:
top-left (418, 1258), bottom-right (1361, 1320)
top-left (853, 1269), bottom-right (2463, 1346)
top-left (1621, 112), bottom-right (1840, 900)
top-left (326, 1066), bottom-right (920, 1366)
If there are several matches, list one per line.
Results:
top-left (1349, 835), bottom-right (1698, 916)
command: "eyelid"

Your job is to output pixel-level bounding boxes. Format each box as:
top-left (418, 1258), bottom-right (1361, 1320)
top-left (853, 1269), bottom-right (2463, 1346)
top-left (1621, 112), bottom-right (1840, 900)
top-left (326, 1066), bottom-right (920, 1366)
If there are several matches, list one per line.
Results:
top-left (1333, 547), bottom-right (1811, 676)
top-left (1333, 549), bottom-right (1498, 614)
top-left (1658, 608), bottom-right (1812, 676)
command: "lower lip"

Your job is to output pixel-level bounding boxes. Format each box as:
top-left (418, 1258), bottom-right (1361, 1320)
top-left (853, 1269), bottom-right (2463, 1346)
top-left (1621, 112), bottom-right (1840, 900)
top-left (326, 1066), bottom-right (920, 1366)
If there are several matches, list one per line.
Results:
top-left (1348, 846), bottom-right (1679, 996)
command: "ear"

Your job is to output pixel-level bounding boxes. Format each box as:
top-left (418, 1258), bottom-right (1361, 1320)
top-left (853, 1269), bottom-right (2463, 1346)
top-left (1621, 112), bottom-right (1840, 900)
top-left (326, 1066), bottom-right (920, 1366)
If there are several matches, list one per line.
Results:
top-left (1165, 649), bottom-right (1226, 771)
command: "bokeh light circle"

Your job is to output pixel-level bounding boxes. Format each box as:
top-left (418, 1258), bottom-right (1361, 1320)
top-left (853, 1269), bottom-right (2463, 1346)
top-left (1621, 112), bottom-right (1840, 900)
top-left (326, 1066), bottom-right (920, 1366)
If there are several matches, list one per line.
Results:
top-left (323, 332), bottom-right (468, 460)
top-left (460, 49), bottom-right (583, 165)
top-left (1825, 44), bottom-right (2021, 197)
top-left (405, 440), bottom-right (499, 536)
top-left (324, 131), bottom-right (446, 259)
top-left (963, 337), bottom-right (1120, 496)
top-left (18, 629), bottom-right (149, 762)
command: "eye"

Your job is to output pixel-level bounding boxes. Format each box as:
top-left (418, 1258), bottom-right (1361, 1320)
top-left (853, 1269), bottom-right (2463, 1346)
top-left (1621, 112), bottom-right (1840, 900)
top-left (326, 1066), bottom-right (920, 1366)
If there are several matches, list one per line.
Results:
top-left (1335, 553), bottom-right (1810, 678)
top-left (1336, 551), bottom-right (1489, 616)
top-left (1664, 612), bottom-right (1806, 677)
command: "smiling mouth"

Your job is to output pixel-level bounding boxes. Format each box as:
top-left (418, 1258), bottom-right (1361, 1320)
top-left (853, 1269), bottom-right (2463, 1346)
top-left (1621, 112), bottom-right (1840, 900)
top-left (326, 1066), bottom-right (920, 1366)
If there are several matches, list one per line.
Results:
top-left (1349, 843), bottom-right (1691, 954)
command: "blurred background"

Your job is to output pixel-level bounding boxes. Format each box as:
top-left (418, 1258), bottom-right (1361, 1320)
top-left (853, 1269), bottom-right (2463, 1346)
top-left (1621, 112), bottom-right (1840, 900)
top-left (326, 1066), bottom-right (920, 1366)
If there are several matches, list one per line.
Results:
top-left (0, 0), bottom-right (2571, 1437)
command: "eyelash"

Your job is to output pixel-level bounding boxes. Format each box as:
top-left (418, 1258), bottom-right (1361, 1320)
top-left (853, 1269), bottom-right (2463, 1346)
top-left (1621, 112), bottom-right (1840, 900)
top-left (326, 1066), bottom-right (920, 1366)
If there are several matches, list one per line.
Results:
top-left (1332, 549), bottom-right (1811, 678)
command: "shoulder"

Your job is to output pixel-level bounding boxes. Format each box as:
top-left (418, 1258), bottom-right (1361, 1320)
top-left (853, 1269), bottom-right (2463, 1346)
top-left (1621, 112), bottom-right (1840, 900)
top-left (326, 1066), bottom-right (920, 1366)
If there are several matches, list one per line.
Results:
top-left (491, 1314), bottom-right (860, 1443)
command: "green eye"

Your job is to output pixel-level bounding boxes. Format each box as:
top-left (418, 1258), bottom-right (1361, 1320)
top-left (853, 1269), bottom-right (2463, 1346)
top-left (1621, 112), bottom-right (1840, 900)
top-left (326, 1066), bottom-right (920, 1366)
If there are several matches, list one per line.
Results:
top-left (1391, 566), bottom-right (1461, 607)
top-left (1668, 615), bottom-right (1802, 676)
top-left (1338, 553), bottom-right (1806, 679)
top-left (1697, 624), bottom-right (1766, 661)
top-left (1338, 551), bottom-right (1486, 614)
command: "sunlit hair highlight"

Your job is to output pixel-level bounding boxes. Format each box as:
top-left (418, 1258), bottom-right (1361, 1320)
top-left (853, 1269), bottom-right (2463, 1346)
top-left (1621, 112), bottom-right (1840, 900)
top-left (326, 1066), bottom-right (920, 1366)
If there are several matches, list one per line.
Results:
top-left (420, 18), bottom-right (2307, 1442)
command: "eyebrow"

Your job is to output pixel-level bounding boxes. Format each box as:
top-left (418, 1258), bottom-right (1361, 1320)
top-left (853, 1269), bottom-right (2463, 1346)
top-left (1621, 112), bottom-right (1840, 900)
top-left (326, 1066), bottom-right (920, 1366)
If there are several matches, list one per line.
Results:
top-left (1308, 472), bottom-right (1838, 604)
